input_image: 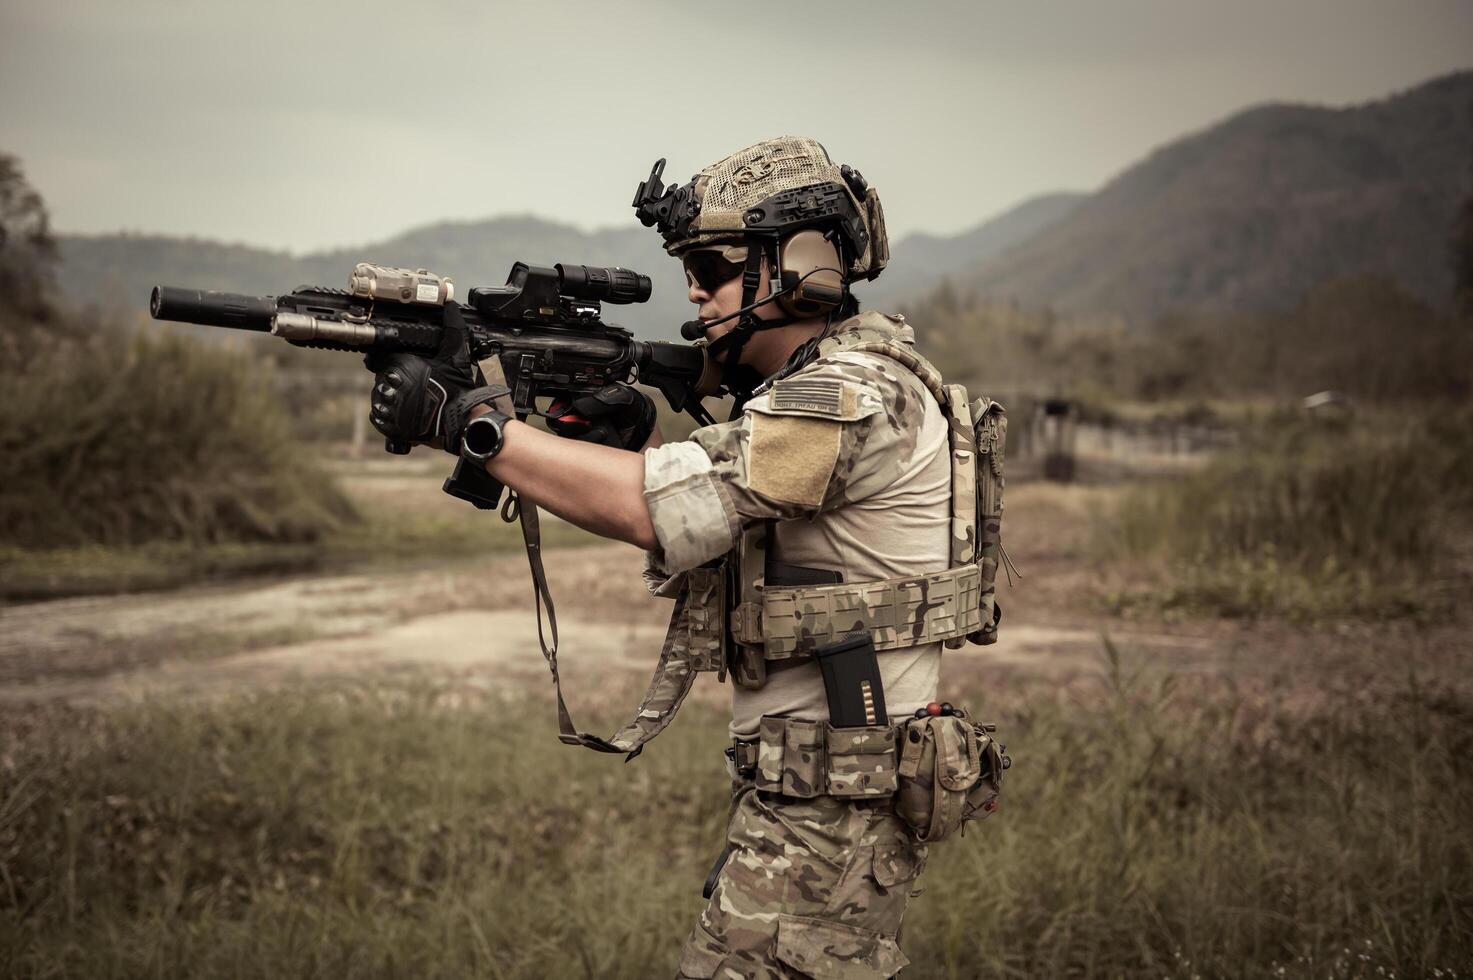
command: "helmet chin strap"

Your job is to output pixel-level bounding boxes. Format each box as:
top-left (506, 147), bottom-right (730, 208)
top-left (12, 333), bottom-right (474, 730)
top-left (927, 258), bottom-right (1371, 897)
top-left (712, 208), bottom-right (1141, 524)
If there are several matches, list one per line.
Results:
top-left (694, 239), bottom-right (799, 408)
top-left (680, 239), bottom-right (854, 415)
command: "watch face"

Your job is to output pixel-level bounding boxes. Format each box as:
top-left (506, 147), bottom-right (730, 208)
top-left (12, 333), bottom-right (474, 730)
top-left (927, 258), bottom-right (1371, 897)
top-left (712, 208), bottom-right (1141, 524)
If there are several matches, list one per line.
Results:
top-left (463, 415), bottom-right (504, 458)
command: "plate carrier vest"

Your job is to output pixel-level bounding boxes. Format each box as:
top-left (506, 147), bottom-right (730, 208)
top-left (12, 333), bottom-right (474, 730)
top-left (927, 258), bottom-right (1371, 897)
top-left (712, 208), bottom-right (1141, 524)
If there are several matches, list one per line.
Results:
top-left (504, 322), bottom-right (1009, 758)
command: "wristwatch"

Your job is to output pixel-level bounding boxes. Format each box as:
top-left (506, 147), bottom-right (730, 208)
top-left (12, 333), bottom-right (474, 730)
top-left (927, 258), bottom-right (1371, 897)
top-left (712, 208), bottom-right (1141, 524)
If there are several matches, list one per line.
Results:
top-left (460, 409), bottom-right (511, 464)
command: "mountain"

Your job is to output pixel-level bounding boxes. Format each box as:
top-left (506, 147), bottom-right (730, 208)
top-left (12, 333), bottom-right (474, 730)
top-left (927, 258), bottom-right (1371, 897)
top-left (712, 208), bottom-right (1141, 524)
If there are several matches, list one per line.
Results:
top-left (58, 196), bottom-right (1079, 343)
top-left (864, 192), bottom-right (1084, 309)
top-left (58, 193), bottom-right (1084, 338)
top-left (59, 216), bottom-right (692, 341)
top-left (961, 71), bottom-right (1473, 319)
top-left (57, 71), bottom-right (1473, 332)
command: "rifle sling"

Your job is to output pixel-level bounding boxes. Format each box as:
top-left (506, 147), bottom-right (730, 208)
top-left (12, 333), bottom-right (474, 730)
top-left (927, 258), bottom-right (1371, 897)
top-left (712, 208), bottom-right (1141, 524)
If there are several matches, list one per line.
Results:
top-left (476, 355), bottom-right (627, 754)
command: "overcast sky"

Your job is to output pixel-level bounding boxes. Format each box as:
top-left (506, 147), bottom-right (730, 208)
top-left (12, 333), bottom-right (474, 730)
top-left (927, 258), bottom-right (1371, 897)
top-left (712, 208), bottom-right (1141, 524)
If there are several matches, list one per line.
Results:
top-left (2, 0), bottom-right (1469, 254)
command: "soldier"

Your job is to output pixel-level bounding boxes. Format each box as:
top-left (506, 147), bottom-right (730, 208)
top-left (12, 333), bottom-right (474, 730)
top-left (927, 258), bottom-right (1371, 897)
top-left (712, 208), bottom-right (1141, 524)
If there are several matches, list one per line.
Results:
top-left (366, 137), bottom-right (1001, 978)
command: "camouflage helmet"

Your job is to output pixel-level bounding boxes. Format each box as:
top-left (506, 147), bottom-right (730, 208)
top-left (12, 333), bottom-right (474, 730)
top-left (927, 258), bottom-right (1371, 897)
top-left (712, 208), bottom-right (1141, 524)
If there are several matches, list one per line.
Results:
top-left (632, 136), bottom-right (889, 282)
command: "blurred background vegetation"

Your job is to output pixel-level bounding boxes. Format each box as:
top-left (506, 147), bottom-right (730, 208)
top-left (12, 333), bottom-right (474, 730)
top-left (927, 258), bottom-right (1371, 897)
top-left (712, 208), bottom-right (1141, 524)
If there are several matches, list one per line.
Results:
top-left (1102, 408), bottom-right (1473, 622)
top-left (1, 155), bottom-right (358, 596)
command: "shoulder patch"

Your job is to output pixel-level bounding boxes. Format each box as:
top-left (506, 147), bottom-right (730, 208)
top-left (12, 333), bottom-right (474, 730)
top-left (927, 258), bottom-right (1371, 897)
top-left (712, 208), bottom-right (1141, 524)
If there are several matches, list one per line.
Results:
top-left (747, 413), bottom-right (840, 507)
top-left (753, 376), bottom-right (883, 422)
top-left (771, 377), bottom-right (846, 416)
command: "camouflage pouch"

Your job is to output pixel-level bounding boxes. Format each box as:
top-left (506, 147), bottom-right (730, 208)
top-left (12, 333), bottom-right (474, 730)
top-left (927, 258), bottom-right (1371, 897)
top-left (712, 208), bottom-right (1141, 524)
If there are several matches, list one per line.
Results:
top-left (825, 725), bottom-right (899, 797)
top-left (753, 717), bottom-right (898, 799)
top-left (683, 565), bottom-right (726, 673)
top-left (756, 717), bottom-right (826, 798)
top-left (969, 398), bottom-right (1008, 645)
top-left (896, 710), bottom-right (1006, 842)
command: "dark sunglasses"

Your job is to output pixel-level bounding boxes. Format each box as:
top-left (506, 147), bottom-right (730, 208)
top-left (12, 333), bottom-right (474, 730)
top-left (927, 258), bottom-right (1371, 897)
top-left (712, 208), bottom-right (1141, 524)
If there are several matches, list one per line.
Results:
top-left (682, 247), bottom-right (748, 292)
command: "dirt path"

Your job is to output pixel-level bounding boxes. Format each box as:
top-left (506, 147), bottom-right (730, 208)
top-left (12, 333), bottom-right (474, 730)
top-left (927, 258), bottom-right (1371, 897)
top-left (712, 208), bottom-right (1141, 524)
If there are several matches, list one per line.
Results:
top-left (0, 542), bottom-right (669, 701)
top-left (0, 562), bottom-right (1216, 704)
top-left (4, 482), bottom-right (1462, 705)
top-left (0, 488), bottom-right (1215, 705)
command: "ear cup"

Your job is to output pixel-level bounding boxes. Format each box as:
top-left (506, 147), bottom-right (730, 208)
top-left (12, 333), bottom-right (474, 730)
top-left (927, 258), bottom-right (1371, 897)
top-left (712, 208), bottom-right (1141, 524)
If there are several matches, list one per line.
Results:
top-left (776, 229), bottom-right (845, 318)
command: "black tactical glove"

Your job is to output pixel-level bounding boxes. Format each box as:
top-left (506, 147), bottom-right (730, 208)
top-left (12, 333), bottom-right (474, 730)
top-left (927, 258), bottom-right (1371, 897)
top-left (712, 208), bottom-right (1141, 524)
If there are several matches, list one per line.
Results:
top-left (367, 304), bottom-right (492, 455)
top-left (546, 383), bottom-right (657, 450)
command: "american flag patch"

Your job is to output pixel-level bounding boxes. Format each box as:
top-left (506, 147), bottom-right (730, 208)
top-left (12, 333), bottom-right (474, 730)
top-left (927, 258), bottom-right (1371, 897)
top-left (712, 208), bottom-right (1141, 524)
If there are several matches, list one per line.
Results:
top-left (770, 378), bottom-right (845, 416)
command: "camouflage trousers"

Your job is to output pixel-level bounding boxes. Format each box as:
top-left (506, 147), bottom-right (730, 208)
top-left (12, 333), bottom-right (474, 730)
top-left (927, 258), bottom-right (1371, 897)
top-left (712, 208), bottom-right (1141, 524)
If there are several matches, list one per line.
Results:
top-left (676, 783), bottom-right (927, 979)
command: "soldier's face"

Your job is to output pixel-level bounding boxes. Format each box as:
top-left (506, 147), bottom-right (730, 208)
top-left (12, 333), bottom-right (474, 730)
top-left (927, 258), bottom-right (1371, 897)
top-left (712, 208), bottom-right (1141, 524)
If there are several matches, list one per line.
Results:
top-left (687, 255), bottom-right (785, 363)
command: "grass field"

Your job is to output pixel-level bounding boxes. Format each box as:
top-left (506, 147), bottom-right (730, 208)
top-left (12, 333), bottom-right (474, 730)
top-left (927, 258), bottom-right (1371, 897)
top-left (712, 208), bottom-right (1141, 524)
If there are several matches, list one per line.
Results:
top-left (1101, 408), bottom-right (1473, 623)
top-left (5, 360), bottom-right (1471, 977)
top-left (0, 455), bottom-right (601, 601)
top-left (2, 641), bottom-right (1469, 979)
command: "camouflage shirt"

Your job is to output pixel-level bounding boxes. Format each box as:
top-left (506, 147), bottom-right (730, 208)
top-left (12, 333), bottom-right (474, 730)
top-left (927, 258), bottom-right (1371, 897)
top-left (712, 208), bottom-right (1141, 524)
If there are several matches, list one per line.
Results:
top-left (641, 312), bottom-right (953, 737)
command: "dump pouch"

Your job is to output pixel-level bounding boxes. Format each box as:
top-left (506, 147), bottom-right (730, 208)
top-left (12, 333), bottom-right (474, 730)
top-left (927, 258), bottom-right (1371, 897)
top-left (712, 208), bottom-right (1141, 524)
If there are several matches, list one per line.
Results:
top-left (896, 709), bottom-right (1006, 842)
top-left (964, 726), bottom-right (1006, 822)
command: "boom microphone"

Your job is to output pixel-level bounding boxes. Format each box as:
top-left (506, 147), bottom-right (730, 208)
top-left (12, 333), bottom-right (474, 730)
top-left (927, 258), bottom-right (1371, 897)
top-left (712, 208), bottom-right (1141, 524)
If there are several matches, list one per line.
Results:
top-left (676, 277), bottom-right (809, 343)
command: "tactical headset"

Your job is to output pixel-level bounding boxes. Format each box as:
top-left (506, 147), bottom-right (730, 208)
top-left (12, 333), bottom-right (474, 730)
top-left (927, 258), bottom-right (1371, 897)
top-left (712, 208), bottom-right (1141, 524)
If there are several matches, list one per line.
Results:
top-left (670, 230), bottom-right (847, 407)
top-left (773, 228), bottom-right (846, 318)
top-left (678, 230), bottom-right (845, 329)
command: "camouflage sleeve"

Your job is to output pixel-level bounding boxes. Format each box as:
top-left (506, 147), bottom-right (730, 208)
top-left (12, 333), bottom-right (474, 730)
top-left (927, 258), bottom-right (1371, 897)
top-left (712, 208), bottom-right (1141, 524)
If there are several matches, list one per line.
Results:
top-left (641, 439), bottom-right (743, 574)
top-left (641, 551), bottom-right (688, 598)
top-left (641, 353), bottom-right (931, 574)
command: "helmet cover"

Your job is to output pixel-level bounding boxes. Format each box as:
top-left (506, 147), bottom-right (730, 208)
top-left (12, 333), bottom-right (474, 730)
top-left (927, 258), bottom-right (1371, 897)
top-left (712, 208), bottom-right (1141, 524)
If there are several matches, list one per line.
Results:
top-left (633, 136), bottom-right (889, 282)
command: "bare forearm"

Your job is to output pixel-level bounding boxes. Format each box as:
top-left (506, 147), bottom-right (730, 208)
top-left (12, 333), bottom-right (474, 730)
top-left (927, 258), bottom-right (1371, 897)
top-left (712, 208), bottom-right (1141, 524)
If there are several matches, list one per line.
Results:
top-left (481, 418), bottom-right (659, 550)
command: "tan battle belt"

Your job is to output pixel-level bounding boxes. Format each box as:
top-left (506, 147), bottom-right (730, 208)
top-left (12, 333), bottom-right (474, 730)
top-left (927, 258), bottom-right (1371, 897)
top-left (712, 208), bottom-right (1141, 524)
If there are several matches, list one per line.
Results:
top-left (730, 716), bottom-right (900, 799)
top-left (731, 562), bottom-right (983, 660)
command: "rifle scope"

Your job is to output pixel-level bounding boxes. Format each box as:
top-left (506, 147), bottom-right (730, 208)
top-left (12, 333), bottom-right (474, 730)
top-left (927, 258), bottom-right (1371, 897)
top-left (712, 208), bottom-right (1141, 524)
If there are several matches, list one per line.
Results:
top-left (555, 264), bottom-right (651, 305)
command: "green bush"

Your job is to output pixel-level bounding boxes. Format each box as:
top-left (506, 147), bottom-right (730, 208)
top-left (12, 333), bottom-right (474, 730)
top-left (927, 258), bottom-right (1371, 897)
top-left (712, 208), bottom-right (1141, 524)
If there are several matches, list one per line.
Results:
top-left (0, 323), bottom-right (357, 548)
top-left (1104, 409), bottom-right (1473, 620)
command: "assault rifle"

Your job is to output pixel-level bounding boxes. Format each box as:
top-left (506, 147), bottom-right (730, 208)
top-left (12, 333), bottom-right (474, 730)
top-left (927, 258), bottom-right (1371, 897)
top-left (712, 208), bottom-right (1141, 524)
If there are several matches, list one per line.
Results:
top-left (151, 260), bottom-right (722, 753)
top-left (150, 261), bottom-right (720, 510)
